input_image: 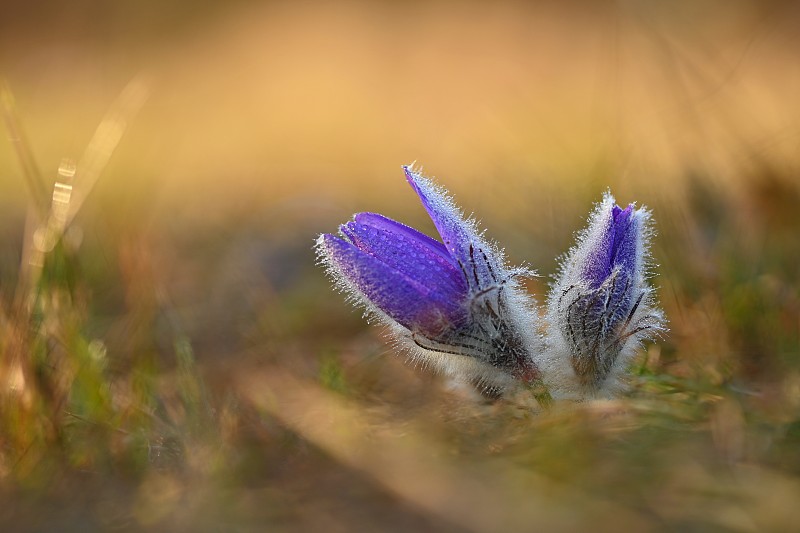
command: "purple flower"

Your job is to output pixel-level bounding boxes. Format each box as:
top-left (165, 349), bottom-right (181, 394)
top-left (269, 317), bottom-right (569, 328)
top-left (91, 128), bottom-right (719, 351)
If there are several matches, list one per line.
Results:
top-left (320, 213), bottom-right (468, 339)
top-left (317, 166), bottom-right (667, 401)
top-left (545, 192), bottom-right (665, 396)
top-left (317, 166), bottom-right (541, 389)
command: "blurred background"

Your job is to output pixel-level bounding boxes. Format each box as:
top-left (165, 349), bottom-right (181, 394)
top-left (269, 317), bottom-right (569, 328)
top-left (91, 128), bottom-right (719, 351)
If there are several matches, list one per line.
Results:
top-left (1, 0), bottom-right (799, 530)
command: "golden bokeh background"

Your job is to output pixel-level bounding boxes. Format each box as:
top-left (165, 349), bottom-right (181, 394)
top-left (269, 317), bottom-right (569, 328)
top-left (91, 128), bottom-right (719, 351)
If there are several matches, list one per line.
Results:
top-left (3, 1), bottom-right (797, 208)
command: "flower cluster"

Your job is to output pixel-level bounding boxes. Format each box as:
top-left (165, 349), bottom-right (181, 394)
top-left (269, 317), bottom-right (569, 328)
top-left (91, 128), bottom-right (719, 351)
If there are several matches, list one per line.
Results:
top-left (316, 165), bottom-right (665, 401)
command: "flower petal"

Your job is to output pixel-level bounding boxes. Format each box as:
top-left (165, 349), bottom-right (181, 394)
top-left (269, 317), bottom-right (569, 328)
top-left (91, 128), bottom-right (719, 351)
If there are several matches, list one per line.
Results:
top-left (339, 213), bottom-right (467, 297)
top-left (580, 196), bottom-right (613, 288)
top-left (546, 192), bottom-right (665, 395)
top-left (403, 165), bottom-right (501, 291)
top-left (353, 213), bottom-right (451, 262)
top-left (610, 206), bottom-right (638, 279)
top-left (320, 233), bottom-right (468, 337)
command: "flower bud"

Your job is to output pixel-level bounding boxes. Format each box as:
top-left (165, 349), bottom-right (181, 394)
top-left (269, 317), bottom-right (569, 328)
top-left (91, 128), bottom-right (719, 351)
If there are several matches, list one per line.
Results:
top-left (544, 193), bottom-right (665, 397)
top-left (317, 166), bottom-right (542, 391)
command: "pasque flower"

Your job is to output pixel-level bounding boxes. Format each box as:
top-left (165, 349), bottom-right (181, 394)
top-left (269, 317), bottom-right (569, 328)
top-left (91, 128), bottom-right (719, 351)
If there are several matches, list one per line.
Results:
top-left (318, 166), bottom-right (666, 401)
top-left (317, 165), bottom-right (542, 391)
top-left (544, 193), bottom-right (666, 397)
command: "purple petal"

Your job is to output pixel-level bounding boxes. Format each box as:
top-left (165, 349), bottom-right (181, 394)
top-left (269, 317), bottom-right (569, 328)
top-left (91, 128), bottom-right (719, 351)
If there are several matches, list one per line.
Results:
top-left (321, 234), bottom-right (468, 337)
top-left (339, 213), bottom-right (467, 297)
top-left (575, 201), bottom-right (640, 332)
top-left (610, 206), bottom-right (637, 277)
top-left (583, 203), bottom-right (637, 288)
top-left (403, 165), bottom-right (500, 291)
top-left (582, 227), bottom-right (614, 289)
top-left (353, 213), bottom-right (452, 263)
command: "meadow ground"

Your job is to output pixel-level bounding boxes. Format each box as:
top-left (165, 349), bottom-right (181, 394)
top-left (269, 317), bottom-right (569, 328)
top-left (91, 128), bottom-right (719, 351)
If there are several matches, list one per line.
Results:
top-left (1, 1), bottom-right (799, 531)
